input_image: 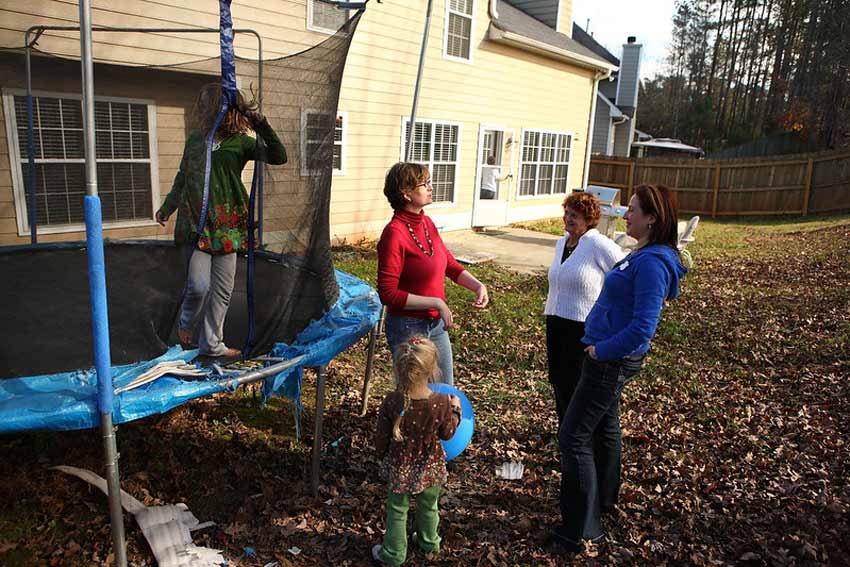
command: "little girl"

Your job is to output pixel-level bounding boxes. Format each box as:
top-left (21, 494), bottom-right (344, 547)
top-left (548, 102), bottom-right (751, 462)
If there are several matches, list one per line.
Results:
top-left (373, 336), bottom-right (462, 566)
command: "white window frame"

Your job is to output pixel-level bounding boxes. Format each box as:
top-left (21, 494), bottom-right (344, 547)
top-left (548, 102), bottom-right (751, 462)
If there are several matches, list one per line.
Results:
top-left (399, 116), bottom-right (463, 207)
top-left (300, 109), bottom-right (347, 176)
top-left (443, 0), bottom-right (475, 64)
top-left (2, 88), bottom-right (160, 236)
top-left (306, 0), bottom-right (352, 35)
top-left (516, 128), bottom-right (574, 200)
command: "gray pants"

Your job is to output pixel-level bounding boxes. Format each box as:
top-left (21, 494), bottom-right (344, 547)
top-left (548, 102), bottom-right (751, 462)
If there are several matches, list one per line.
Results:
top-left (180, 247), bottom-right (237, 356)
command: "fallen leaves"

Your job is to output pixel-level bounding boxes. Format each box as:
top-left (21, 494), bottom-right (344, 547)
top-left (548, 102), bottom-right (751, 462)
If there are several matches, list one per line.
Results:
top-left (1, 222), bottom-right (849, 566)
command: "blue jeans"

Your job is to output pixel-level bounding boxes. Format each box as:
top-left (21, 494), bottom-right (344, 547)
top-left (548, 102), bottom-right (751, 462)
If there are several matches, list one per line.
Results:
top-left (558, 354), bottom-right (644, 542)
top-left (384, 314), bottom-right (454, 386)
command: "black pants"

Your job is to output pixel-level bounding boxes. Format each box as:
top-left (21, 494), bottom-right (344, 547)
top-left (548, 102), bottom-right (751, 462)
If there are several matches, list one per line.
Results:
top-left (558, 354), bottom-right (644, 542)
top-left (545, 316), bottom-right (586, 427)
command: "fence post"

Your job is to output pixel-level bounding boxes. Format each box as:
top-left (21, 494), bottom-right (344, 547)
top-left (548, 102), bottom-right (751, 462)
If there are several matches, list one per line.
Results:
top-left (802, 158), bottom-right (814, 216)
top-left (626, 160), bottom-right (635, 204)
top-left (711, 164), bottom-right (721, 218)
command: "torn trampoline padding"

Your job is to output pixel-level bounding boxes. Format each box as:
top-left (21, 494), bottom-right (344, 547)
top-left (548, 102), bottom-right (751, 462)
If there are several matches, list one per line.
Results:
top-left (54, 466), bottom-right (225, 567)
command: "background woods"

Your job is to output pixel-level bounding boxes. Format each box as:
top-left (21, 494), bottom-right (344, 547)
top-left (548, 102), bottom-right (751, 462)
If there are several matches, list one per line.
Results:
top-left (639, 0), bottom-right (850, 154)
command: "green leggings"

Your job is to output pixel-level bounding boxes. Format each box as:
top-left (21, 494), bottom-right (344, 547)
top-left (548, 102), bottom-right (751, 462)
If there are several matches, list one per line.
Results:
top-left (379, 484), bottom-right (442, 566)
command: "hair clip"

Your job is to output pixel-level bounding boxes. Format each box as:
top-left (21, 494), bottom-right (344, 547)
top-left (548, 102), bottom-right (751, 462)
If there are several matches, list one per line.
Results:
top-left (399, 410), bottom-right (406, 417)
top-left (408, 336), bottom-right (424, 345)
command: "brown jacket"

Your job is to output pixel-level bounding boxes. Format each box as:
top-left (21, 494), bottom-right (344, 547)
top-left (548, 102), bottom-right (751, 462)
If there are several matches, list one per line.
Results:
top-left (375, 391), bottom-right (461, 494)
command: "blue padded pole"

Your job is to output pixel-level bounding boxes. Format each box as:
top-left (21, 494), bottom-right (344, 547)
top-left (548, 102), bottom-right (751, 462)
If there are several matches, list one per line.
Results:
top-left (219, 0), bottom-right (237, 104)
top-left (84, 197), bottom-right (113, 414)
top-left (79, 0), bottom-right (127, 564)
top-left (196, 105), bottom-right (229, 239)
top-left (243, 165), bottom-right (259, 358)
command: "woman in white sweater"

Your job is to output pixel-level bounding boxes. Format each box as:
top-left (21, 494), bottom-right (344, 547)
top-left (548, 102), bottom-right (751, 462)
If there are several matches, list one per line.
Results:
top-left (545, 192), bottom-right (625, 426)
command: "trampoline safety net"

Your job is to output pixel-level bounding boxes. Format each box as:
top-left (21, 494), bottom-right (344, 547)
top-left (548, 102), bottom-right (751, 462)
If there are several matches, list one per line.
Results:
top-left (0, 12), bottom-right (364, 378)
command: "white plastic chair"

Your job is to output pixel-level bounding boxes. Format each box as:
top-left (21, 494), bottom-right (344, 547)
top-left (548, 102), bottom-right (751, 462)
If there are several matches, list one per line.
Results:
top-left (677, 215), bottom-right (699, 268)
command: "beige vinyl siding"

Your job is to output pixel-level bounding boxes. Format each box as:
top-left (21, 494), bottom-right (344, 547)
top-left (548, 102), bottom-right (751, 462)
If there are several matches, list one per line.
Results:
top-left (330, 0), bottom-right (594, 240)
top-left (0, 0), bottom-right (327, 65)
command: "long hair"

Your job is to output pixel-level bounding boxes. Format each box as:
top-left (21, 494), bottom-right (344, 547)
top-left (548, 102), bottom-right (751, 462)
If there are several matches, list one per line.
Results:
top-left (383, 162), bottom-right (430, 210)
top-left (390, 336), bottom-right (440, 441)
top-left (633, 184), bottom-right (679, 248)
top-left (191, 82), bottom-right (258, 139)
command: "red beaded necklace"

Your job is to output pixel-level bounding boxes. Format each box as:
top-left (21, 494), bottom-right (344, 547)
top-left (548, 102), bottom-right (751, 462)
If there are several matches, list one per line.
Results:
top-left (403, 220), bottom-right (434, 256)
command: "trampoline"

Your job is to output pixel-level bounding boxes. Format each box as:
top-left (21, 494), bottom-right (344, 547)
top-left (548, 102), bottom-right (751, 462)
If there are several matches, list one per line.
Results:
top-left (1, 0), bottom-right (378, 490)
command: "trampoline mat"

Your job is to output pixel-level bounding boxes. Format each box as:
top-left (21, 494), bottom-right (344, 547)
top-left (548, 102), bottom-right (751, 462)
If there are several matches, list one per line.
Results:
top-left (0, 240), bottom-right (329, 378)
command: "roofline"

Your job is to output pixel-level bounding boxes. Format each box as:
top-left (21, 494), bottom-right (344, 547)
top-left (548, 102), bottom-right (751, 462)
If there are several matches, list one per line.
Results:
top-left (487, 25), bottom-right (619, 73)
top-left (597, 92), bottom-right (624, 118)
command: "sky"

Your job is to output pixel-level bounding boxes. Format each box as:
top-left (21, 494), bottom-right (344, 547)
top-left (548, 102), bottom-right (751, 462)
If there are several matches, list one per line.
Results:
top-left (571, 0), bottom-right (676, 80)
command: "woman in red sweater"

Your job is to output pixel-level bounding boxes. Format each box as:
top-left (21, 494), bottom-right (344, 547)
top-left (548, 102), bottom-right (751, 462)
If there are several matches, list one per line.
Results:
top-left (377, 162), bottom-right (489, 386)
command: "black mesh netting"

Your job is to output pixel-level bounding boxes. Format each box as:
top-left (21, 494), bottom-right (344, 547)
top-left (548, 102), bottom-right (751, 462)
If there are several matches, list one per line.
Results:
top-left (0, 12), bottom-right (363, 378)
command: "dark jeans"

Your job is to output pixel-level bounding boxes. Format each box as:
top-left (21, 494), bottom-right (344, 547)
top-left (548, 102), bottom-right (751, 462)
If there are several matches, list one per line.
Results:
top-left (558, 354), bottom-right (644, 542)
top-left (545, 316), bottom-right (586, 427)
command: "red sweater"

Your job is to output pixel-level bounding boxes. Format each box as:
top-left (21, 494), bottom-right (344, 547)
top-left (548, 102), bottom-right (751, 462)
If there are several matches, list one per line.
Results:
top-left (377, 209), bottom-right (465, 319)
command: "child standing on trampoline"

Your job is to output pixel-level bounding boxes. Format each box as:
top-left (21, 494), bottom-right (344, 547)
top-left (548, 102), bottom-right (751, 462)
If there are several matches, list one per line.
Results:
top-left (372, 336), bottom-right (462, 566)
top-left (156, 83), bottom-right (287, 358)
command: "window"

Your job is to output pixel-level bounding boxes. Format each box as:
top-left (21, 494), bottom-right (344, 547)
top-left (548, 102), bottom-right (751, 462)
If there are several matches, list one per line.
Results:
top-left (4, 91), bottom-right (157, 233)
top-left (444, 0), bottom-right (474, 61)
top-left (307, 0), bottom-right (351, 34)
top-left (301, 110), bottom-right (346, 176)
top-left (402, 118), bottom-right (461, 203)
top-left (518, 129), bottom-right (572, 197)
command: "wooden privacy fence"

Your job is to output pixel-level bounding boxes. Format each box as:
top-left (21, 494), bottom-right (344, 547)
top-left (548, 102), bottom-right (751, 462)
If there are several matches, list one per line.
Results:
top-left (589, 150), bottom-right (850, 217)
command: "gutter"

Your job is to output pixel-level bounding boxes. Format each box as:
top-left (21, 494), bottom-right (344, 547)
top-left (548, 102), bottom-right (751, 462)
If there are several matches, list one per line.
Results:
top-left (582, 68), bottom-right (615, 187)
top-left (487, 25), bottom-right (618, 73)
top-left (489, 0), bottom-right (499, 19)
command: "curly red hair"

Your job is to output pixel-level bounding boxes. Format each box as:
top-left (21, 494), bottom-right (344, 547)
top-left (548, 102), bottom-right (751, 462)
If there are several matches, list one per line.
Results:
top-left (563, 192), bottom-right (601, 229)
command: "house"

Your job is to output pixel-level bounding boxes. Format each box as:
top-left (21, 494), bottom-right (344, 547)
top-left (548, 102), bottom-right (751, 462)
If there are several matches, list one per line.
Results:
top-left (0, 0), bottom-right (617, 246)
top-left (572, 24), bottom-right (642, 158)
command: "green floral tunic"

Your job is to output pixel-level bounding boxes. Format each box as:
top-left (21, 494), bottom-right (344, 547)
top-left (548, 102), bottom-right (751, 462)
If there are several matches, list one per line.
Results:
top-left (157, 119), bottom-right (286, 254)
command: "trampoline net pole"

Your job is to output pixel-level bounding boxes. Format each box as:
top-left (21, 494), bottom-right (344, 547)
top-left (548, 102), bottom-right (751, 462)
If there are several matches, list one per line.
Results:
top-left (79, 0), bottom-right (127, 564)
top-left (405, 0), bottom-right (434, 161)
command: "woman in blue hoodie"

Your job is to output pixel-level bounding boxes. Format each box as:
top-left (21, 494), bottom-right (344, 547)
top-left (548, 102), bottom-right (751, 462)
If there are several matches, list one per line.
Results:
top-left (551, 184), bottom-right (687, 553)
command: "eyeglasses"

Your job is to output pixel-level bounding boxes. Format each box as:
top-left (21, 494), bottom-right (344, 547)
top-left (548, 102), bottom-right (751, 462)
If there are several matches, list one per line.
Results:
top-left (416, 179), bottom-right (432, 187)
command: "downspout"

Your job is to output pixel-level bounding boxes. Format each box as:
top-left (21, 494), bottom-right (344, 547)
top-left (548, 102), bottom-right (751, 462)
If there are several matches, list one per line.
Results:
top-left (581, 68), bottom-right (612, 187)
top-left (489, 0), bottom-right (498, 19)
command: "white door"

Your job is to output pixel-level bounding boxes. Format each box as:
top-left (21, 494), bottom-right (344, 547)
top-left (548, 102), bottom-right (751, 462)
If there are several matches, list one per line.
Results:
top-left (472, 125), bottom-right (513, 228)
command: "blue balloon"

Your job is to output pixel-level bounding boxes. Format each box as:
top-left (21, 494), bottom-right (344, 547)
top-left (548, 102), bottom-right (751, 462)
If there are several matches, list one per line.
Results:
top-left (428, 383), bottom-right (474, 461)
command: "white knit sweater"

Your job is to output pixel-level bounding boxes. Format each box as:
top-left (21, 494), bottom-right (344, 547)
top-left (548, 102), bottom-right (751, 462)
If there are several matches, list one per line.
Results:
top-left (544, 229), bottom-right (625, 322)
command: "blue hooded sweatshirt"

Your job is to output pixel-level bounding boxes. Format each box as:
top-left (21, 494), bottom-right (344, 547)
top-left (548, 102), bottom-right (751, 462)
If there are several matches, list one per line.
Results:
top-left (582, 244), bottom-right (687, 361)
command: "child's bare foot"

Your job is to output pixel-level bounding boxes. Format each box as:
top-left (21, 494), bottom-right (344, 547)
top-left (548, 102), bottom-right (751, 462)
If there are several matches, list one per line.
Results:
top-left (177, 328), bottom-right (192, 349)
top-left (218, 347), bottom-right (241, 358)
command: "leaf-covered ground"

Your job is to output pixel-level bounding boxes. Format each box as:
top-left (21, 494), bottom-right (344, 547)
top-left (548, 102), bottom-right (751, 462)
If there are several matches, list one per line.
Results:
top-left (1, 216), bottom-right (848, 566)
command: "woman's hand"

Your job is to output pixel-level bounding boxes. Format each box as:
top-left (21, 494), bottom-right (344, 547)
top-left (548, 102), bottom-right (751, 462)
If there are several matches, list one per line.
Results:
top-left (457, 271), bottom-right (488, 309)
top-left (435, 298), bottom-right (454, 330)
top-left (155, 210), bottom-right (168, 227)
top-left (472, 283), bottom-right (489, 308)
top-left (584, 345), bottom-right (598, 360)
